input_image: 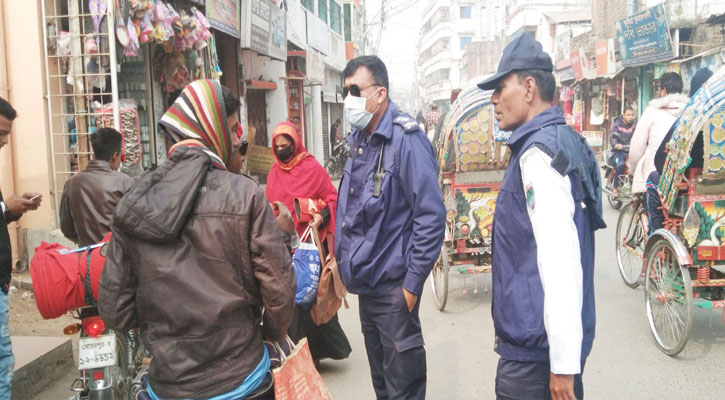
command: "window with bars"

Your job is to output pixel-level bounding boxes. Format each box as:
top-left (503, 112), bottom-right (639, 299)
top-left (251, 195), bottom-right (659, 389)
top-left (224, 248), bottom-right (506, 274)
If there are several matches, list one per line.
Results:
top-left (318, 0), bottom-right (328, 23)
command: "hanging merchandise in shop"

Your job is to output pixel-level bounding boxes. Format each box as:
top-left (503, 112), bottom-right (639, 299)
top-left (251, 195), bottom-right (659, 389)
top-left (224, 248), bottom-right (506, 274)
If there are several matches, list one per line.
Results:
top-left (41, 0), bottom-right (226, 217)
top-left (241, 0), bottom-right (288, 61)
top-left (615, 4), bottom-right (674, 67)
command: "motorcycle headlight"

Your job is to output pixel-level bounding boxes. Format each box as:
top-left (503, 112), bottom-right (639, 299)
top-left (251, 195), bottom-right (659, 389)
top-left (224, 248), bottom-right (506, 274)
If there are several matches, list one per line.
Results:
top-left (683, 204), bottom-right (701, 247)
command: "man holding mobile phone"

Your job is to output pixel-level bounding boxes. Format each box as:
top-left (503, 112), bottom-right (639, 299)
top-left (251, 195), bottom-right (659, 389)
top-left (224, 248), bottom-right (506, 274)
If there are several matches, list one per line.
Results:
top-left (0, 96), bottom-right (42, 399)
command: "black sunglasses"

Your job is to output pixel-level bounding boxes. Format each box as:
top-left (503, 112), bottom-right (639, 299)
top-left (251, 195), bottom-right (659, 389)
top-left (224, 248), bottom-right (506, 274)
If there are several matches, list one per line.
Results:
top-left (343, 84), bottom-right (380, 99)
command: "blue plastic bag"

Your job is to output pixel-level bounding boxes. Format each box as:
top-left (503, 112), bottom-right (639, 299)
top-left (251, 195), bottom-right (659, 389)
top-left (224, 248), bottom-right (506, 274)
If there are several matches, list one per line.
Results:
top-left (292, 230), bottom-right (321, 309)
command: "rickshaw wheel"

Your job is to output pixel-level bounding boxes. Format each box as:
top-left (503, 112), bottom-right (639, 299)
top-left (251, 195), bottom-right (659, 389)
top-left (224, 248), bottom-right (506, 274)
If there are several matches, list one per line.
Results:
top-left (431, 242), bottom-right (450, 311)
top-left (616, 204), bottom-right (646, 288)
top-left (644, 238), bottom-right (693, 356)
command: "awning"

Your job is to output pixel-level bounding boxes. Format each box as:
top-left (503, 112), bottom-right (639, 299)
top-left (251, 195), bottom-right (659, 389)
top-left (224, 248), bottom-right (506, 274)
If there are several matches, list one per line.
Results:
top-left (246, 80), bottom-right (277, 90)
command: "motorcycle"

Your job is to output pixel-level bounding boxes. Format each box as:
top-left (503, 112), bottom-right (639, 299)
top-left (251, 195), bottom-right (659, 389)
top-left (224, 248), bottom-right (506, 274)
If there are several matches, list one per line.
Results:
top-left (325, 138), bottom-right (350, 180)
top-left (57, 243), bottom-right (147, 400)
top-left (601, 145), bottom-right (631, 210)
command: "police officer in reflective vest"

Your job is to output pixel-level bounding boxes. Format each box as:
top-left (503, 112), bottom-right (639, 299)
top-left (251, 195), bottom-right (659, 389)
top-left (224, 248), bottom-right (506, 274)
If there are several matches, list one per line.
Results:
top-left (336, 56), bottom-right (446, 399)
top-left (477, 34), bottom-right (605, 400)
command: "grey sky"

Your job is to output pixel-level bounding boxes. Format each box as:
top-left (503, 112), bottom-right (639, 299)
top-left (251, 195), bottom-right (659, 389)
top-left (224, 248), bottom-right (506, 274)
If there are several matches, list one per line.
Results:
top-left (364, 0), bottom-right (425, 94)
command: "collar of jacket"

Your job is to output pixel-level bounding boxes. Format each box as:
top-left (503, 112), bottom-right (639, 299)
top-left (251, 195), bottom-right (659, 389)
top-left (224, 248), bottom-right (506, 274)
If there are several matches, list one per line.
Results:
top-left (507, 106), bottom-right (567, 148)
top-left (349, 100), bottom-right (399, 144)
top-left (84, 159), bottom-right (115, 172)
top-left (648, 93), bottom-right (689, 110)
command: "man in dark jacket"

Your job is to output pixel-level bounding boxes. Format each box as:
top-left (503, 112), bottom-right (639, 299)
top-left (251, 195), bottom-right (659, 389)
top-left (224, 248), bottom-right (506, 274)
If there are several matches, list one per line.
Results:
top-left (99, 81), bottom-right (295, 399)
top-left (59, 128), bottom-right (133, 246)
top-left (478, 34), bottom-right (604, 400)
top-left (338, 56), bottom-right (446, 399)
top-left (0, 96), bottom-right (42, 399)
top-left (610, 107), bottom-right (636, 197)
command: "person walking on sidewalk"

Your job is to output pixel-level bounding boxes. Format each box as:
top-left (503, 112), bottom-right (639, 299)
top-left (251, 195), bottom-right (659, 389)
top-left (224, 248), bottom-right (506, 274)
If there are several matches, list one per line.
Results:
top-left (59, 128), bottom-right (132, 247)
top-left (477, 34), bottom-right (605, 400)
top-left (0, 96), bottom-right (42, 400)
top-left (336, 55), bottom-right (446, 399)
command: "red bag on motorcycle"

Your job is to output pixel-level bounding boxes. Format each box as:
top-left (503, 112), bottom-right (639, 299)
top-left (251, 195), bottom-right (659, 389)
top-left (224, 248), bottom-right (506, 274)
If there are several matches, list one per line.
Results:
top-left (29, 233), bottom-right (112, 319)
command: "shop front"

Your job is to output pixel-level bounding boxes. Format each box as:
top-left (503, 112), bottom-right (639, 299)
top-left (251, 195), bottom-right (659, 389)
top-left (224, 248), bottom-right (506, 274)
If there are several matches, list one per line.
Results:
top-left (41, 0), bottom-right (233, 214)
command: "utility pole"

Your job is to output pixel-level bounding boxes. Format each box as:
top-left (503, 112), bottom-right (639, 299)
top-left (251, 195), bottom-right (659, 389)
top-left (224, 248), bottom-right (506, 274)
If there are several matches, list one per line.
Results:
top-left (362, 0), bottom-right (367, 55)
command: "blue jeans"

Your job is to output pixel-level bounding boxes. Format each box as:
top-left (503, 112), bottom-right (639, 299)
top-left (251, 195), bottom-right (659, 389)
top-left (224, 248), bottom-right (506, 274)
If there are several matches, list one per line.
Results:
top-left (0, 292), bottom-right (13, 400)
top-left (612, 151), bottom-right (627, 188)
top-left (646, 171), bottom-right (664, 233)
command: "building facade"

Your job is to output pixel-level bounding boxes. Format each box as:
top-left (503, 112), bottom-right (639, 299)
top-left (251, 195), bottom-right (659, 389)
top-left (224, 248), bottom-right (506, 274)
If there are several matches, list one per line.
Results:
top-left (417, 0), bottom-right (506, 109)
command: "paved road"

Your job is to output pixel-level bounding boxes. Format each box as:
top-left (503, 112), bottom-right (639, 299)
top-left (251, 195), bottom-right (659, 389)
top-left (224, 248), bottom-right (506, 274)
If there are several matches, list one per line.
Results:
top-left (36, 205), bottom-right (725, 399)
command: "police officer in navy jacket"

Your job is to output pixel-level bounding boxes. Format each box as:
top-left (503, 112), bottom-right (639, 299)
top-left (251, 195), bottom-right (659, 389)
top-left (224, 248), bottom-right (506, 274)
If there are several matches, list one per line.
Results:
top-left (478, 35), bottom-right (605, 400)
top-left (336, 56), bottom-right (446, 399)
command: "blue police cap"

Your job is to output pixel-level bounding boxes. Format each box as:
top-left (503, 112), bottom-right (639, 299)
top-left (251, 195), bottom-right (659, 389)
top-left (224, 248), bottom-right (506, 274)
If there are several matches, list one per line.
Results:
top-left (477, 34), bottom-right (553, 91)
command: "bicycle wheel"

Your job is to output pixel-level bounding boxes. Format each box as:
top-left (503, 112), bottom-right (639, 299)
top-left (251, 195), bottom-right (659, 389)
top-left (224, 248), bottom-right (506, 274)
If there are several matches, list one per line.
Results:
top-left (431, 242), bottom-right (449, 311)
top-left (615, 202), bottom-right (645, 288)
top-left (644, 239), bottom-right (693, 356)
top-left (606, 172), bottom-right (623, 210)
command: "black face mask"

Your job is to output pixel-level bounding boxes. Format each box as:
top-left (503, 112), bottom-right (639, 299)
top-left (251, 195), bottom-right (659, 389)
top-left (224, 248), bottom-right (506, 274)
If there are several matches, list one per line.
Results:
top-left (276, 145), bottom-right (294, 162)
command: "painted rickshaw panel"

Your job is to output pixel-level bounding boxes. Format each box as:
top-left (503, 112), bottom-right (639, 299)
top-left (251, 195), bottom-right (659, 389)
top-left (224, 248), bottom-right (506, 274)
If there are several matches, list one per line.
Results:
top-left (438, 85), bottom-right (510, 244)
top-left (660, 65), bottom-right (725, 213)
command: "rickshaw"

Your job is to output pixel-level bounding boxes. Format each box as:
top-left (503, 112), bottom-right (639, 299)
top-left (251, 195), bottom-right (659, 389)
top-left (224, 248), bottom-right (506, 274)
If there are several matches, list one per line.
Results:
top-left (615, 65), bottom-right (725, 355)
top-left (430, 85), bottom-right (510, 311)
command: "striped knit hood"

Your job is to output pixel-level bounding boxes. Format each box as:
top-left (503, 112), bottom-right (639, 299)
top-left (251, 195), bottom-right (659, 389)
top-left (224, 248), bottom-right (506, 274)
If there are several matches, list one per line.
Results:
top-left (160, 79), bottom-right (232, 168)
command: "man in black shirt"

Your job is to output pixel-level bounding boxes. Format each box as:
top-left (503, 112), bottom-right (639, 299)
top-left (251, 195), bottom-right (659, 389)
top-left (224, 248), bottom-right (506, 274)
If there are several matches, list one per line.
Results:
top-left (0, 96), bottom-right (42, 398)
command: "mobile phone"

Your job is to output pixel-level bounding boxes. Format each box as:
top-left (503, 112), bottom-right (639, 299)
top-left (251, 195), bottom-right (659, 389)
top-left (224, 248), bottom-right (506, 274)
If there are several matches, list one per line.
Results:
top-left (30, 194), bottom-right (41, 201)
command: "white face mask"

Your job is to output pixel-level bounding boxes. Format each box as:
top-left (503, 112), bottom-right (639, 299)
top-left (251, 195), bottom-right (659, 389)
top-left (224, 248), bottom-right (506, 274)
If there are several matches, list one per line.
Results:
top-left (344, 87), bottom-right (381, 130)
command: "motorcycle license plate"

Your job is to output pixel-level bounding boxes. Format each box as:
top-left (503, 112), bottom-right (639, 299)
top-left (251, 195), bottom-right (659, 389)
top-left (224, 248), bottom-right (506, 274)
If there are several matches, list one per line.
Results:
top-left (78, 334), bottom-right (116, 370)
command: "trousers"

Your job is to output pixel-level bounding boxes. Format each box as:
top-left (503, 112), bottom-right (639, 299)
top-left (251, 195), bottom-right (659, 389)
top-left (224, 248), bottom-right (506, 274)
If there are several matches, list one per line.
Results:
top-left (612, 151), bottom-right (627, 188)
top-left (646, 171), bottom-right (664, 233)
top-left (495, 358), bottom-right (585, 400)
top-left (359, 285), bottom-right (426, 400)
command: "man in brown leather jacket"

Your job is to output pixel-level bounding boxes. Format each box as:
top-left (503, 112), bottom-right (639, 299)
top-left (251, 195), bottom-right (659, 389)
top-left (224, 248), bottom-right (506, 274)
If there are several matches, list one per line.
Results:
top-left (59, 128), bottom-right (132, 246)
top-left (99, 81), bottom-right (295, 399)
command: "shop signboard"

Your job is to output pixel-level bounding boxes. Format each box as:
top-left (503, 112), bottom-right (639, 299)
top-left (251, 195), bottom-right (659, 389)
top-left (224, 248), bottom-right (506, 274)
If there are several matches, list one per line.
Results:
top-left (595, 39), bottom-right (616, 76)
top-left (570, 49), bottom-right (593, 81)
top-left (268, 3), bottom-right (287, 60)
top-left (241, 0), bottom-right (287, 61)
top-left (307, 48), bottom-right (325, 84)
top-left (286, 0), bottom-right (307, 48)
top-left (582, 131), bottom-right (604, 147)
top-left (247, 145), bottom-right (276, 176)
top-left (615, 4), bottom-right (674, 67)
top-left (206, 0), bottom-right (240, 38)
top-left (307, 11), bottom-right (330, 55)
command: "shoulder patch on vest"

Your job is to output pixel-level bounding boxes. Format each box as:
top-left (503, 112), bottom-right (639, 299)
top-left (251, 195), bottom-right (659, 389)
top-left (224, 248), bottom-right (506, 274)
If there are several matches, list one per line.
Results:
top-left (525, 184), bottom-right (535, 210)
top-left (394, 113), bottom-right (421, 133)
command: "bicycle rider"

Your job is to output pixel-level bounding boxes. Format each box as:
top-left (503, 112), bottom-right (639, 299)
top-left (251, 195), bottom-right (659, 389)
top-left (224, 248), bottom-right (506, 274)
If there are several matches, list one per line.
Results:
top-left (610, 107), bottom-right (636, 198)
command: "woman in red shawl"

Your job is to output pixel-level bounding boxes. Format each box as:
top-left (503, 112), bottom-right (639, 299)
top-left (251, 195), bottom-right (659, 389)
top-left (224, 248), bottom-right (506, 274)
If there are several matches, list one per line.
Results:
top-left (265, 121), bottom-right (351, 366)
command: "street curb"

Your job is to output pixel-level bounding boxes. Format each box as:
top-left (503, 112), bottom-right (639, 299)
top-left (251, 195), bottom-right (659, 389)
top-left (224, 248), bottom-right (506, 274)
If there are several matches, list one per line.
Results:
top-left (10, 276), bottom-right (32, 292)
top-left (11, 337), bottom-right (73, 400)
